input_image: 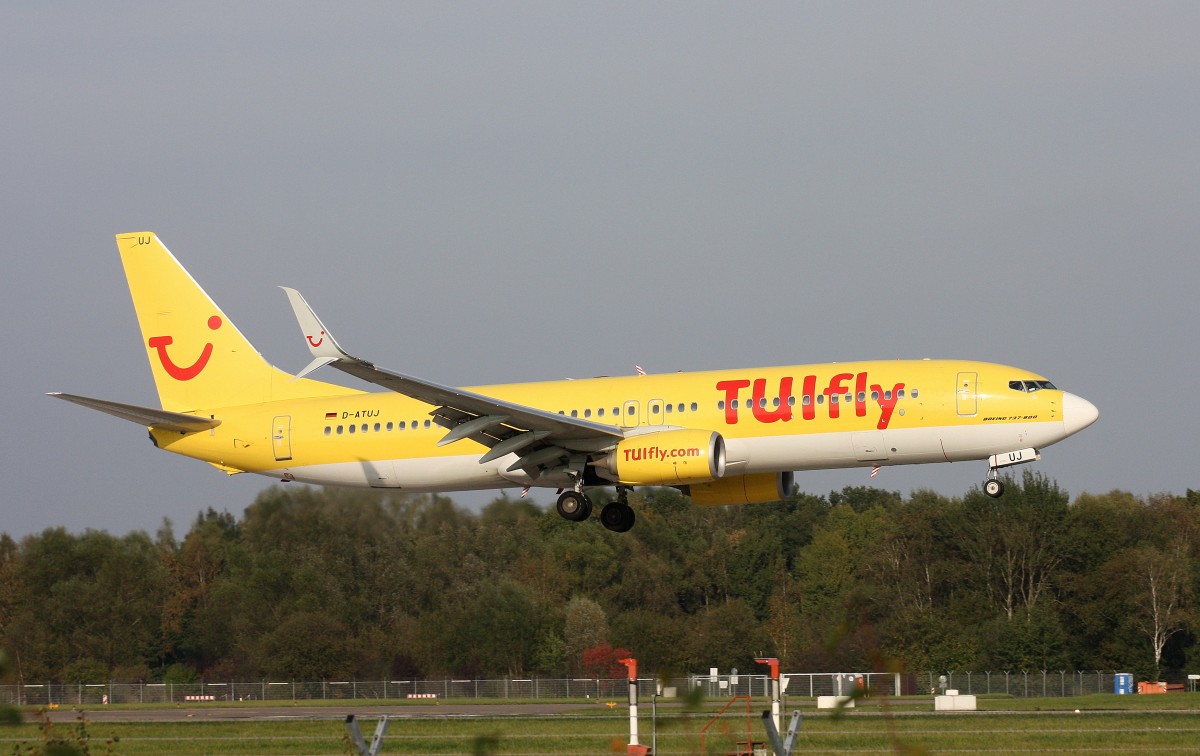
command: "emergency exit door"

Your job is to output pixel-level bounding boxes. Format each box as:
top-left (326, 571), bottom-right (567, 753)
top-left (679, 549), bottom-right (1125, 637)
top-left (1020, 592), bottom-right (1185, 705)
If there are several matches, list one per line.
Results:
top-left (621, 400), bottom-right (640, 428)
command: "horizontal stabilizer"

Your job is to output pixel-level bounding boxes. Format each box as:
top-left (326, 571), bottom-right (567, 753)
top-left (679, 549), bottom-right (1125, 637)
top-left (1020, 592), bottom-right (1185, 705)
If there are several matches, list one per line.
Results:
top-left (48, 393), bottom-right (221, 432)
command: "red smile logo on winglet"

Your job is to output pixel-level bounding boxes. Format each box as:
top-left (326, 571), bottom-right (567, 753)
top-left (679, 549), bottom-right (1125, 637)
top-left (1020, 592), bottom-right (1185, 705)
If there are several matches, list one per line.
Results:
top-left (307, 330), bottom-right (325, 348)
top-left (148, 315), bottom-right (222, 380)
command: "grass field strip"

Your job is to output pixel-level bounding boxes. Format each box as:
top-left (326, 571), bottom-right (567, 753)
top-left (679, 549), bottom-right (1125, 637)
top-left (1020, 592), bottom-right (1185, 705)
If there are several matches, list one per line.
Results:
top-left (5, 706), bottom-right (1200, 754)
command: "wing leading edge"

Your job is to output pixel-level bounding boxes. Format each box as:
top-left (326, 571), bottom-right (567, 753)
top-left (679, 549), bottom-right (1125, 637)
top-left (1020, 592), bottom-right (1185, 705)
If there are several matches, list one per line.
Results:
top-left (279, 288), bottom-right (623, 478)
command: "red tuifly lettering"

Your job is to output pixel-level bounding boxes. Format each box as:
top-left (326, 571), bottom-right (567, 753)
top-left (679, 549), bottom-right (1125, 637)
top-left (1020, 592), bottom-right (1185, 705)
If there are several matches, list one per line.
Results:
top-left (715, 379), bottom-right (751, 424)
top-left (718, 372), bottom-right (908, 430)
top-left (751, 377), bottom-right (793, 423)
top-left (872, 382), bottom-right (905, 429)
top-left (822, 373), bottom-right (853, 419)
top-left (801, 374), bottom-right (817, 421)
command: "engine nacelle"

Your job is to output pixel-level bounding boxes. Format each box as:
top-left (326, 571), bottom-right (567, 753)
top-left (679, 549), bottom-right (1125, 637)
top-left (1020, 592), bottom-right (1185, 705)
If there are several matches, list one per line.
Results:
top-left (684, 472), bottom-right (795, 506)
top-left (598, 429), bottom-right (726, 486)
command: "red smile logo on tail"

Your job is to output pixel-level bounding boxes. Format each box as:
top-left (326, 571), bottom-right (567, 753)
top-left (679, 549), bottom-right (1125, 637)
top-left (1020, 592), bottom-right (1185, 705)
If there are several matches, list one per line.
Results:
top-left (148, 316), bottom-right (222, 380)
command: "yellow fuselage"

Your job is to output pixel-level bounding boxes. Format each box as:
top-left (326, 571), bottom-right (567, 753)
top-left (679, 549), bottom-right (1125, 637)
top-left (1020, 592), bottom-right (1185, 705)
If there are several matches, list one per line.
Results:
top-left (153, 358), bottom-right (1079, 492)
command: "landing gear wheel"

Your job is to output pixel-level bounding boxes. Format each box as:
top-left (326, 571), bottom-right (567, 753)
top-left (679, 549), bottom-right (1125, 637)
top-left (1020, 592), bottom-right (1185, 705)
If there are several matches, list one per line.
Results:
top-left (556, 491), bottom-right (592, 521)
top-left (984, 479), bottom-right (1004, 498)
top-left (600, 502), bottom-right (636, 533)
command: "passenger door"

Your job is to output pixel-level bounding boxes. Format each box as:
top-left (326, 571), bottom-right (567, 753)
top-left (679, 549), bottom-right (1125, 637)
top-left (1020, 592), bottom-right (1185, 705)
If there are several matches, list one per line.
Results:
top-left (956, 372), bottom-right (978, 416)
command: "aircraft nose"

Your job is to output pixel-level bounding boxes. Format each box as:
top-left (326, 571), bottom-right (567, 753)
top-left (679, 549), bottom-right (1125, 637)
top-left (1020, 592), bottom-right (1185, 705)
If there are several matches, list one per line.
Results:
top-left (1062, 392), bottom-right (1099, 435)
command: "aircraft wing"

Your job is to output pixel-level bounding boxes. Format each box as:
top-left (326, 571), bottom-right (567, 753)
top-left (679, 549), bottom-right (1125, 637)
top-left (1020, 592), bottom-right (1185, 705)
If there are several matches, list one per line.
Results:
top-left (48, 392), bottom-right (221, 432)
top-left (280, 288), bottom-right (623, 474)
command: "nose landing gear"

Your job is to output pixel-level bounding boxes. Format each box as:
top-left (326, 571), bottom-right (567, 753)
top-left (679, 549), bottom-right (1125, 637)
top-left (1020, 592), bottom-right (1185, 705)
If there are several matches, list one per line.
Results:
top-left (983, 476), bottom-right (1004, 498)
top-left (982, 446), bottom-right (1040, 498)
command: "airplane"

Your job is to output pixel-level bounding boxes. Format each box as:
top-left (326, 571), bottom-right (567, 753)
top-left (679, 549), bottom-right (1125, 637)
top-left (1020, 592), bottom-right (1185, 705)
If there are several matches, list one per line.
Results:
top-left (51, 233), bottom-right (1099, 532)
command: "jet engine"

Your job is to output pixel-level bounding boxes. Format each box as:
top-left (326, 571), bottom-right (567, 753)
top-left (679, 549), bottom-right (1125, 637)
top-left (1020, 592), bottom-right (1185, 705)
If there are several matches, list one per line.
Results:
top-left (594, 429), bottom-right (725, 486)
top-left (684, 471), bottom-right (795, 505)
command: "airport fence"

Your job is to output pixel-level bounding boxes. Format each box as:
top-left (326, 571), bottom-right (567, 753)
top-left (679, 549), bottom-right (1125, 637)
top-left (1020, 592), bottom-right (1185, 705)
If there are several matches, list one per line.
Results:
top-left (2, 671), bottom-right (1190, 706)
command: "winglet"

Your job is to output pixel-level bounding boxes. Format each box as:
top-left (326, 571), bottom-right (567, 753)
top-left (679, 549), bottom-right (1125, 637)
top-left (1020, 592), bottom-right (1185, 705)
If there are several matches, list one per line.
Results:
top-left (280, 287), bottom-right (352, 379)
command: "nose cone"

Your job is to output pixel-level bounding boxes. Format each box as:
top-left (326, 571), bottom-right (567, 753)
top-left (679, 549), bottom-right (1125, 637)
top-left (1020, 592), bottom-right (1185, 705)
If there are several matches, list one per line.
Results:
top-left (1062, 392), bottom-right (1099, 436)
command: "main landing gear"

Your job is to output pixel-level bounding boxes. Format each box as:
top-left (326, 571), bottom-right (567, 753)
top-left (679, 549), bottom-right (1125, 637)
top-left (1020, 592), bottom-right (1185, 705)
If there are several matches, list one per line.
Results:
top-left (555, 487), bottom-right (635, 532)
top-left (600, 500), bottom-right (635, 533)
top-left (556, 490), bottom-right (592, 521)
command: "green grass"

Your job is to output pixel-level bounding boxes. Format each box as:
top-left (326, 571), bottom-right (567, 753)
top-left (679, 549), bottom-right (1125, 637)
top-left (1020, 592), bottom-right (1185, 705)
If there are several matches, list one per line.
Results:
top-left (3, 695), bottom-right (1199, 754)
top-left (977, 691), bottom-right (1200, 711)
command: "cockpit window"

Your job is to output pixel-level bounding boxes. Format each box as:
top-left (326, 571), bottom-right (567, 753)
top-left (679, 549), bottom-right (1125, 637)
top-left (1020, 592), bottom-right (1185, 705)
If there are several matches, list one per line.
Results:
top-left (1009, 379), bottom-right (1058, 392)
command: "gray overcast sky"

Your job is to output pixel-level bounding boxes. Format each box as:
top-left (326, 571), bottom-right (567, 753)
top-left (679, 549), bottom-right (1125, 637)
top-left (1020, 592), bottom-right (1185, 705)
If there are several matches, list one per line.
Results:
top-left (3, 2), bottom-right (1196, 538)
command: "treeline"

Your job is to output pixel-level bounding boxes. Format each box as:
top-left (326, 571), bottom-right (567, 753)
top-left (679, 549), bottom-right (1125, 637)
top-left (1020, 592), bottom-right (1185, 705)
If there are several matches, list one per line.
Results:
top-left (1, 474), bottom-right (1197, 685)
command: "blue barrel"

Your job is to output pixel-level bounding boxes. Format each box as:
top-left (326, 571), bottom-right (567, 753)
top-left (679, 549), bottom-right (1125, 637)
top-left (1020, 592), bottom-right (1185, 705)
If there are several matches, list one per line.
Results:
top-left (1114, 673), bottom-right (1133, 694)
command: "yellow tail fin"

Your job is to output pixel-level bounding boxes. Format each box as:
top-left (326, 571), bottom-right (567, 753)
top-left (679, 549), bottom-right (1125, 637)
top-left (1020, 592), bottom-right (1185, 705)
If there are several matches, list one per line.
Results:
top-left (116, 232), bottom-right (357, 411)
